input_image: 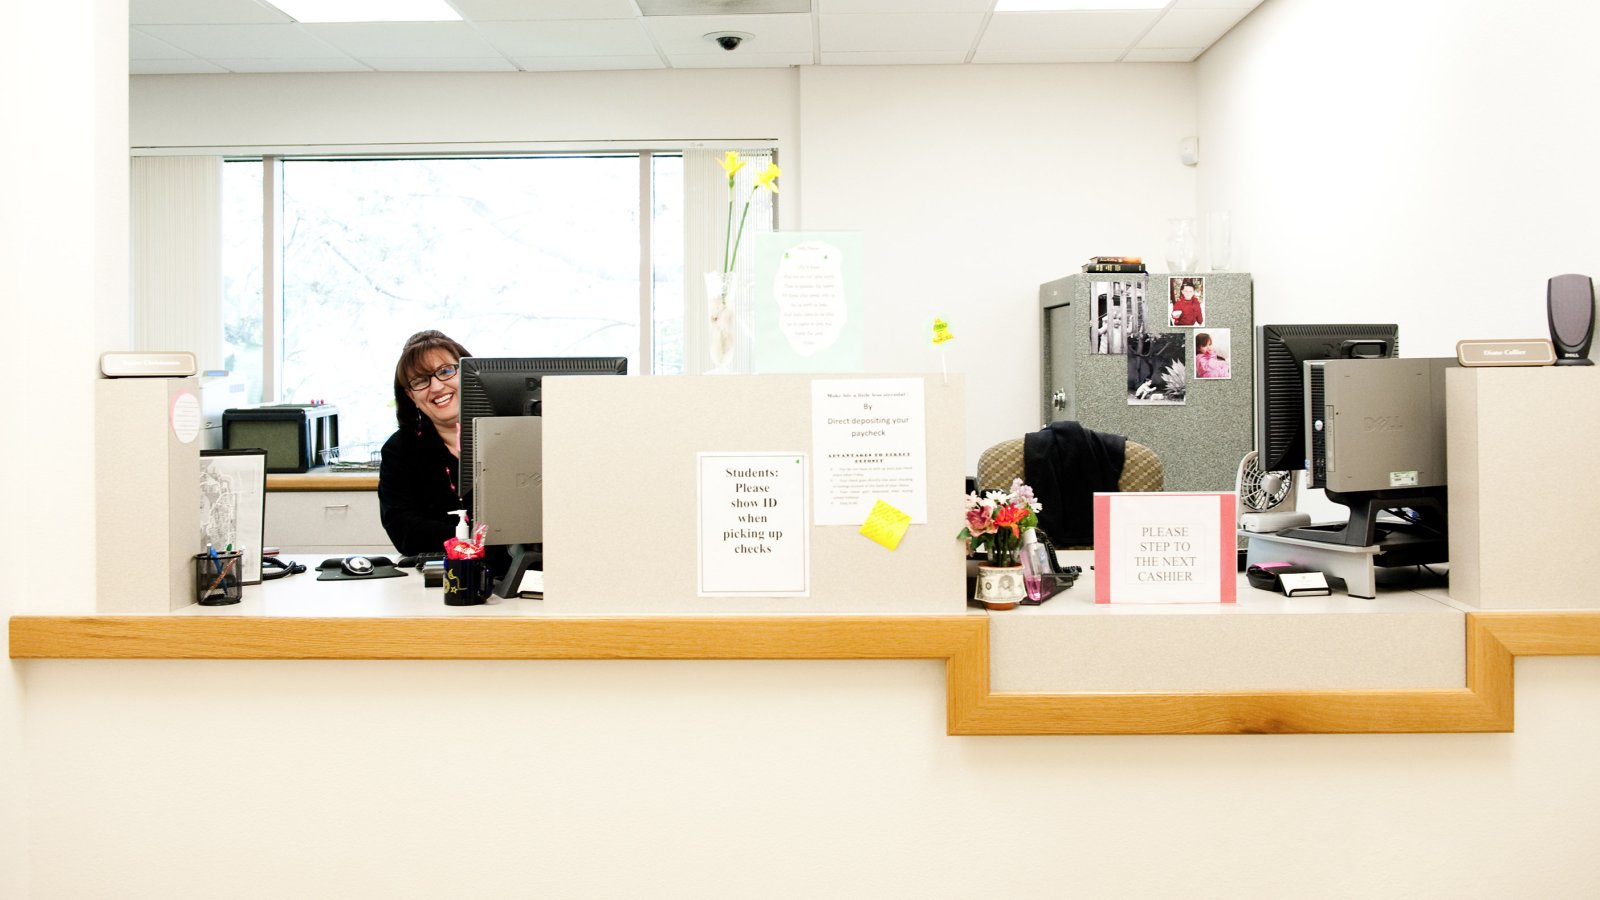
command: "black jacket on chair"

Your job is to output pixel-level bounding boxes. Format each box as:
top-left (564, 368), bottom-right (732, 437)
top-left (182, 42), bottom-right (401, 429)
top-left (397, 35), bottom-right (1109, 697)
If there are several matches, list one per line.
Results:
top-left (1024, 422), bottom-right (1126, 547)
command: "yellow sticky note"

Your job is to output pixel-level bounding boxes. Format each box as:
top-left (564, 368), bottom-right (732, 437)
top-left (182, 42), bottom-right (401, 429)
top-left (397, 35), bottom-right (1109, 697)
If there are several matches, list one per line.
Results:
top-left (931, 318), bottom-right (954, 345)
top-left (860, 499), bottom-right (912, 550)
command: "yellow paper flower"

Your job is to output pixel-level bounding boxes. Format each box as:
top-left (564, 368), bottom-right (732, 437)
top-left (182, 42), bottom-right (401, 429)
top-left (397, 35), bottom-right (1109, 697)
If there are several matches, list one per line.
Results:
top-left (719, 154), bottom-right (780, 273)
top-left (754, 163), bottom-right (781, 194)
top-left (932, 318), bottom-right (954, 345)
top-left (718, 150), bottom-right (746, 183)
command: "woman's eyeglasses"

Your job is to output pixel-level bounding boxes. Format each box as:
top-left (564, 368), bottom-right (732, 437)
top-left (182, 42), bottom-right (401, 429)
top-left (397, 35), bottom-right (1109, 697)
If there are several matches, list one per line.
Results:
top-left (406, 363), bottom-right (459, 392)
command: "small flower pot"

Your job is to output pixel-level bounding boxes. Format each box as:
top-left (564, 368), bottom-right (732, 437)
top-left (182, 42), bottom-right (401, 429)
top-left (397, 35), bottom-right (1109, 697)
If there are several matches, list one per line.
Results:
top-left (974, 564), bottom-right (1027, 611)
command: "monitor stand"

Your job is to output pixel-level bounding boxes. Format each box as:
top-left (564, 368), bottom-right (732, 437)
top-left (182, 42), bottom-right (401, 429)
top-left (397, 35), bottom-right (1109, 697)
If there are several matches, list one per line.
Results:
top-left (494, 543), bottom-right (542, 599)
top-left (1242, 527), bottom-right (1444, 600)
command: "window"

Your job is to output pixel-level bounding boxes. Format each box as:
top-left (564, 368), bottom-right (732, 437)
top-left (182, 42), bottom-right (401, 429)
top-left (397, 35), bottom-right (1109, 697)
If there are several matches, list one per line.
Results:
top-left (221, 152), bottom-right (711, 448)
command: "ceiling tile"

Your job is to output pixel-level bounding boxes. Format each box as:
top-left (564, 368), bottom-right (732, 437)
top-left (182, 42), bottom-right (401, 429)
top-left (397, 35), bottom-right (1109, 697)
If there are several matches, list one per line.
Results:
top-left (981, 11), bottom-right (1156, 51)
top-left (212, 57), bottom-right (376, 72)
top-left (512, 55), bottom-right (668, 70)
top-left (971, 47), bottom-right (1122, 63)
top-left (820, 13), bottom-right (984, 52)
top-left (820, 49), bottom-right (968, 65)
top-left (643, 13), bottom-right (814, 54)
top-left (130, 29), bottom-right (198, 60)
top-left (1123, 47), bottom-right (1202, 62)
top-left (303, 22), bottom-right (504, 57)
top-left (130, 0), bottom-right (290, 26)
top-left (665, 50), bottom-right (814, 67)
top-left (476, 20), bottom-right (658, 56)
top-left (131, 58), bottom-right (230, 74)
top-left (137, 24), bottom-right (345, 58)
top-left (820, 0), bottom-right (993, 11)
top-left (448, 0), bottom-right (641, 20)
top-left (1171, 0), bottom-right (1261, 9)
top-left (1138, 8), bottom-right (1250, 47)
top-left (363, 57), bottom-right (519, 71)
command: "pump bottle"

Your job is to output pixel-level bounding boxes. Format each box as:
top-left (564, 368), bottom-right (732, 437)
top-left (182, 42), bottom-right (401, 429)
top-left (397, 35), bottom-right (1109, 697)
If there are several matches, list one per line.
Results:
top-left (1019, 527), bottom-right (1053, 603)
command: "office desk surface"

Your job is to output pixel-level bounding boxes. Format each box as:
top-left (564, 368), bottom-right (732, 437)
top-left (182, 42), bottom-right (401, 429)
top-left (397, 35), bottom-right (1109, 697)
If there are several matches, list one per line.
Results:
top-left (266, 468), bottom-right (378, 491)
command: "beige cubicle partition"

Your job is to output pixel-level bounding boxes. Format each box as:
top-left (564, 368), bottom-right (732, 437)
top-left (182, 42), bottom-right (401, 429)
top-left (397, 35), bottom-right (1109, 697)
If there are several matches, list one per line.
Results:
top-left (1448, 366), bottom-right (1600, 608)
top-left (541, 374), bottom-right (968, 615)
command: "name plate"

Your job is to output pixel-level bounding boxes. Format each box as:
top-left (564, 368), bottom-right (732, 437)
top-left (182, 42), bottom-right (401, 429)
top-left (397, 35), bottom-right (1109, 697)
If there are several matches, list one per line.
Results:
top-left (1093, 492), bottom-right (1236, 604)
top-left (1455, 339), bottom-right (1555, 367)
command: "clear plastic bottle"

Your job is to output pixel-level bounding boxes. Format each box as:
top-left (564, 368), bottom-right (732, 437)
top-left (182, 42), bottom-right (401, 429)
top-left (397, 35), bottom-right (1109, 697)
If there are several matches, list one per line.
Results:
top-left (1020, 527), bottom-right (1053, 603)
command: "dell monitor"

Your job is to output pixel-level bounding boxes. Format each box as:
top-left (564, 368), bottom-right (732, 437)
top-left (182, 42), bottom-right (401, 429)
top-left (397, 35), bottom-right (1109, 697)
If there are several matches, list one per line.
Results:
top-left (458, 356), bottom-right (628, 596)
top-left (1253, 324), bottom-right (1448, 561)
top-left (1254, 324), bottom-right (1399, 474)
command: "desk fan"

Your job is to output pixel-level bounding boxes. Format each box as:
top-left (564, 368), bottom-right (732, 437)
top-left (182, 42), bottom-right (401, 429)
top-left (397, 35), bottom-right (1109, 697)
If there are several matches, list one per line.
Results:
top-left (1234, 450), bottom-right (1311, 532)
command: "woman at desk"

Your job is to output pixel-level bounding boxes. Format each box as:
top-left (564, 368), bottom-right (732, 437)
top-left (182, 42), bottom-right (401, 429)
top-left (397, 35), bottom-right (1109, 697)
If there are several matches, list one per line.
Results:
top-left (378, 329), bottom-right (472, 555)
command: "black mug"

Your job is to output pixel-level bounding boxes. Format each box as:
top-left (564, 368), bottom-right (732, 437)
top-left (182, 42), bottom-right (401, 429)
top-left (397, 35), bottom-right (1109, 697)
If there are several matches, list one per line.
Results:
top-left (443, 556), bottom-right (490, 606)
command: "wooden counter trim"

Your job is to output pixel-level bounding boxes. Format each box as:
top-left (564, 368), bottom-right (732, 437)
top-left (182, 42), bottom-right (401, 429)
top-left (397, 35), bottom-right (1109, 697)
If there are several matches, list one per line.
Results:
top-left (12, 611), bottom-right (1600, 736)
top-left (267, 472), bottom-right (379, 491)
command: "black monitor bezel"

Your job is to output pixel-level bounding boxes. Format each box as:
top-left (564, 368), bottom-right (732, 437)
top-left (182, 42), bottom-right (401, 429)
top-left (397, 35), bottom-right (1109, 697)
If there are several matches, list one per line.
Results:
top-left (1253, 323), bottom-right (1398, 473)
top-left (456, 355), bottom-right (628, 500)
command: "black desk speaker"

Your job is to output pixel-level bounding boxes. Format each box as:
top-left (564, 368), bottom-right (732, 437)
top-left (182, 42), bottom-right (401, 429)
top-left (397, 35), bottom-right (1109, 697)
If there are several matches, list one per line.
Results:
top-left (1548, 274), bottom-right (1595, 366)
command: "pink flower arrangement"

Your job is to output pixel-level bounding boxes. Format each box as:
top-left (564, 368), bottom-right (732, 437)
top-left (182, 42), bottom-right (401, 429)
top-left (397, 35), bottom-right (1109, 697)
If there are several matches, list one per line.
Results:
top-left (958, 479), bottom-right (1042, 567)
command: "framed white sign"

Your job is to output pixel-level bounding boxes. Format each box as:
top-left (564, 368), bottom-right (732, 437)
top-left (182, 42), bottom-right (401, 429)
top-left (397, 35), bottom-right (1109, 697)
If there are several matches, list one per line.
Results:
top-left (1093, 492), bottom-right (1236, 604)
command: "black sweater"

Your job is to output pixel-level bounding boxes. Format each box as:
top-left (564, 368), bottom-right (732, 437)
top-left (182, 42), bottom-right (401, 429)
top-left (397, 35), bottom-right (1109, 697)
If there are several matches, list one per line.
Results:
top-left (378, 425), bottom-right (462, 556)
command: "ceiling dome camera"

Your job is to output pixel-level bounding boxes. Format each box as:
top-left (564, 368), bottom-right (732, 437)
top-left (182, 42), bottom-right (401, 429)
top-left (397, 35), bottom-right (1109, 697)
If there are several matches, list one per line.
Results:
top-left (705, 31), bottom-right (753, 51)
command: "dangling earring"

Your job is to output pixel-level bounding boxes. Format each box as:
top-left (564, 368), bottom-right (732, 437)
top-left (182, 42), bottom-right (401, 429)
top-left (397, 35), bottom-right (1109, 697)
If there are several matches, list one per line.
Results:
top-left (415, 408), bottom-right (423, 436)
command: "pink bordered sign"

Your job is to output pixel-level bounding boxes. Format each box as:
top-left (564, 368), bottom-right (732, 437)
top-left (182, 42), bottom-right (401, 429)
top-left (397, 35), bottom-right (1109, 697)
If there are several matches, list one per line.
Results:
top-left (1093, 492), bottom-right (1237, 604)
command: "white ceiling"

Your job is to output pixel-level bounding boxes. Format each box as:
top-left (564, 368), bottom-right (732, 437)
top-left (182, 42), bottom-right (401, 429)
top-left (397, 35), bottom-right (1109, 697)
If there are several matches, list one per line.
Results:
top-left (130, 0), bottom-right (1263, 75)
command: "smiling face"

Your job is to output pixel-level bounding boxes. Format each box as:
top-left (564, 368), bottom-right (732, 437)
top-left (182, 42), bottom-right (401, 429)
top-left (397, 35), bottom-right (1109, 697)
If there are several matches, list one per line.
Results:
top-left (1180, 283), bottom-right (1198, 300)
top-left (407, 349), bottom-right (461, 431)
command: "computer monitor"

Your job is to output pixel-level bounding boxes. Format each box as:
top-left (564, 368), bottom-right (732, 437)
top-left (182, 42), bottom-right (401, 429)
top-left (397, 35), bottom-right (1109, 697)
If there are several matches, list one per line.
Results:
top-left (1253, 324), bottom-right (1447, 560)
top-left (1287, 356), bottom-right (1451, 552)
top-left (1254, 324), bottom-right (1398, 473)
top-left (458, 356), bottom-right (628, 596)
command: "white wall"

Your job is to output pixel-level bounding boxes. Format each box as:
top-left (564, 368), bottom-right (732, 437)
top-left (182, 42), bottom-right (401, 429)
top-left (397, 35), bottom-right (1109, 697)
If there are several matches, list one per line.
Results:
top-left (1197, 0), bottom-right (1600, 355)
top-left (130, 63), bottom-right (1200, 468)
top-left (797, 64), bottom-right (1197, 465)
top-left (20, 656), bottom-right (1600, 898)
top-left (2, 0), bottom-right (128, 896)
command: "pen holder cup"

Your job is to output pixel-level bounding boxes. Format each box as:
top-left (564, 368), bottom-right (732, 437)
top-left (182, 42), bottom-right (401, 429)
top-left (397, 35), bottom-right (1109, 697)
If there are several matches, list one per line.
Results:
top-left (194, 551), bottom-right (244, 606)
top-left (443, 557), bottom-right (490, 606)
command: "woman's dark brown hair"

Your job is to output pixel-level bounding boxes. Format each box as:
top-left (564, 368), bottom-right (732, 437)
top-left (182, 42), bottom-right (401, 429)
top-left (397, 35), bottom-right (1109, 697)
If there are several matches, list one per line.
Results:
top-left (392, 330), bottom-right (472, 430)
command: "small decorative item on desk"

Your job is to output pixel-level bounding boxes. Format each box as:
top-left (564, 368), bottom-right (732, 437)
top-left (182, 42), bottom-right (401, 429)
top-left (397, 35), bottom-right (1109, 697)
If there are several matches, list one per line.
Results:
top-left (707, 151), bottom-right (780, 374)
top-left (958, 478), bottom-right (1043, 611)
top-left (194, 546), bottom-right (243, 606)
top-left (442, 510), bottom-right (491, 606)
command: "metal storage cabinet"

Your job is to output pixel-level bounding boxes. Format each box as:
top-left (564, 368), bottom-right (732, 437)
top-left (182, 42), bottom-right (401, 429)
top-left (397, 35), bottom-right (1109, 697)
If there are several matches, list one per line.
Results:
top-left (1038, 272), bottom-right (1255, 492)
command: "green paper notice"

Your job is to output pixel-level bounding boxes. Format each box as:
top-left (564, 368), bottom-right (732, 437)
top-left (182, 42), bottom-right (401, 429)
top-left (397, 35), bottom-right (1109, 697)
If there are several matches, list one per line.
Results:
top-left (754, 232), bottom-right (864, 373)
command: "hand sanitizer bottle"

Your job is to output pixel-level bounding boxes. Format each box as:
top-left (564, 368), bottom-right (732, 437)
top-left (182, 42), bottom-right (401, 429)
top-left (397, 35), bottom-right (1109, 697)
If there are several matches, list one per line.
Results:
top-left (1020, 527), bottom-right (1052, 603)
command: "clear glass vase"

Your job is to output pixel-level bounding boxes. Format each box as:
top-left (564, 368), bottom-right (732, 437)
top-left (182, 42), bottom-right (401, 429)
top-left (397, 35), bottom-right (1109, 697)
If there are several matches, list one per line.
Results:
top-left (1165, 217), bottom-right (1198, 273)
top-left (704, 271), bottom-right (747, 374)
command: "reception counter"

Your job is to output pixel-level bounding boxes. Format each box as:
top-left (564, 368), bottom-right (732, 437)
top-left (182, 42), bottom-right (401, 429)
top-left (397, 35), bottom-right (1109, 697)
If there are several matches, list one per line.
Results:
top-left (14, 554), bottom-right (1600, 736)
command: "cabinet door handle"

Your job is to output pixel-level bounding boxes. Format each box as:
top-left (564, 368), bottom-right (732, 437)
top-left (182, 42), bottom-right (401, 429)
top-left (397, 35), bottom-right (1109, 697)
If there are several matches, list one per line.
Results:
top-left (323, 503), bottom-right (350, 511)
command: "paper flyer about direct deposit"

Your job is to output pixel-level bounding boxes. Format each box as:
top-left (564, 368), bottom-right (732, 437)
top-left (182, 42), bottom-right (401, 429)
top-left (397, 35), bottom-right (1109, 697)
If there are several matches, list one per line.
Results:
top-left (811, 378), bottom-right (928, 526)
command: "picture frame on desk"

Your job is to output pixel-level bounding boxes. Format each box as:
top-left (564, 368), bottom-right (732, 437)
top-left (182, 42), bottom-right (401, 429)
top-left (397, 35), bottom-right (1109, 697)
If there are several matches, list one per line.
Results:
top-left (200, 448), bottom-right (267, 584)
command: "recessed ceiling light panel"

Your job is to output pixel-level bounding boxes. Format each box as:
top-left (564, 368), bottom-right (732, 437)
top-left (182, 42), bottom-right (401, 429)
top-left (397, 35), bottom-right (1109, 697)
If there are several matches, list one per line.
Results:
top-left (264, 0), bottom-right (463, 24)
top-left (995, 0), bottom-right (1166, 11)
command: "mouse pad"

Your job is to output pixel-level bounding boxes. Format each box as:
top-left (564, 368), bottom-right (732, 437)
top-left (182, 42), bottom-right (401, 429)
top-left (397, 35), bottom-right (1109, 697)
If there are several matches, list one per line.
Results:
top-left (316, 557), bottom-right (409, 581)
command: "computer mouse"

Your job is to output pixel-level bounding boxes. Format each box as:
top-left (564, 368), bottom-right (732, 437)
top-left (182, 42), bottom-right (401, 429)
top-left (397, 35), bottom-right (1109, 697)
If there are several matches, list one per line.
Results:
top-left (341, 556), bottom-right (375, 576)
